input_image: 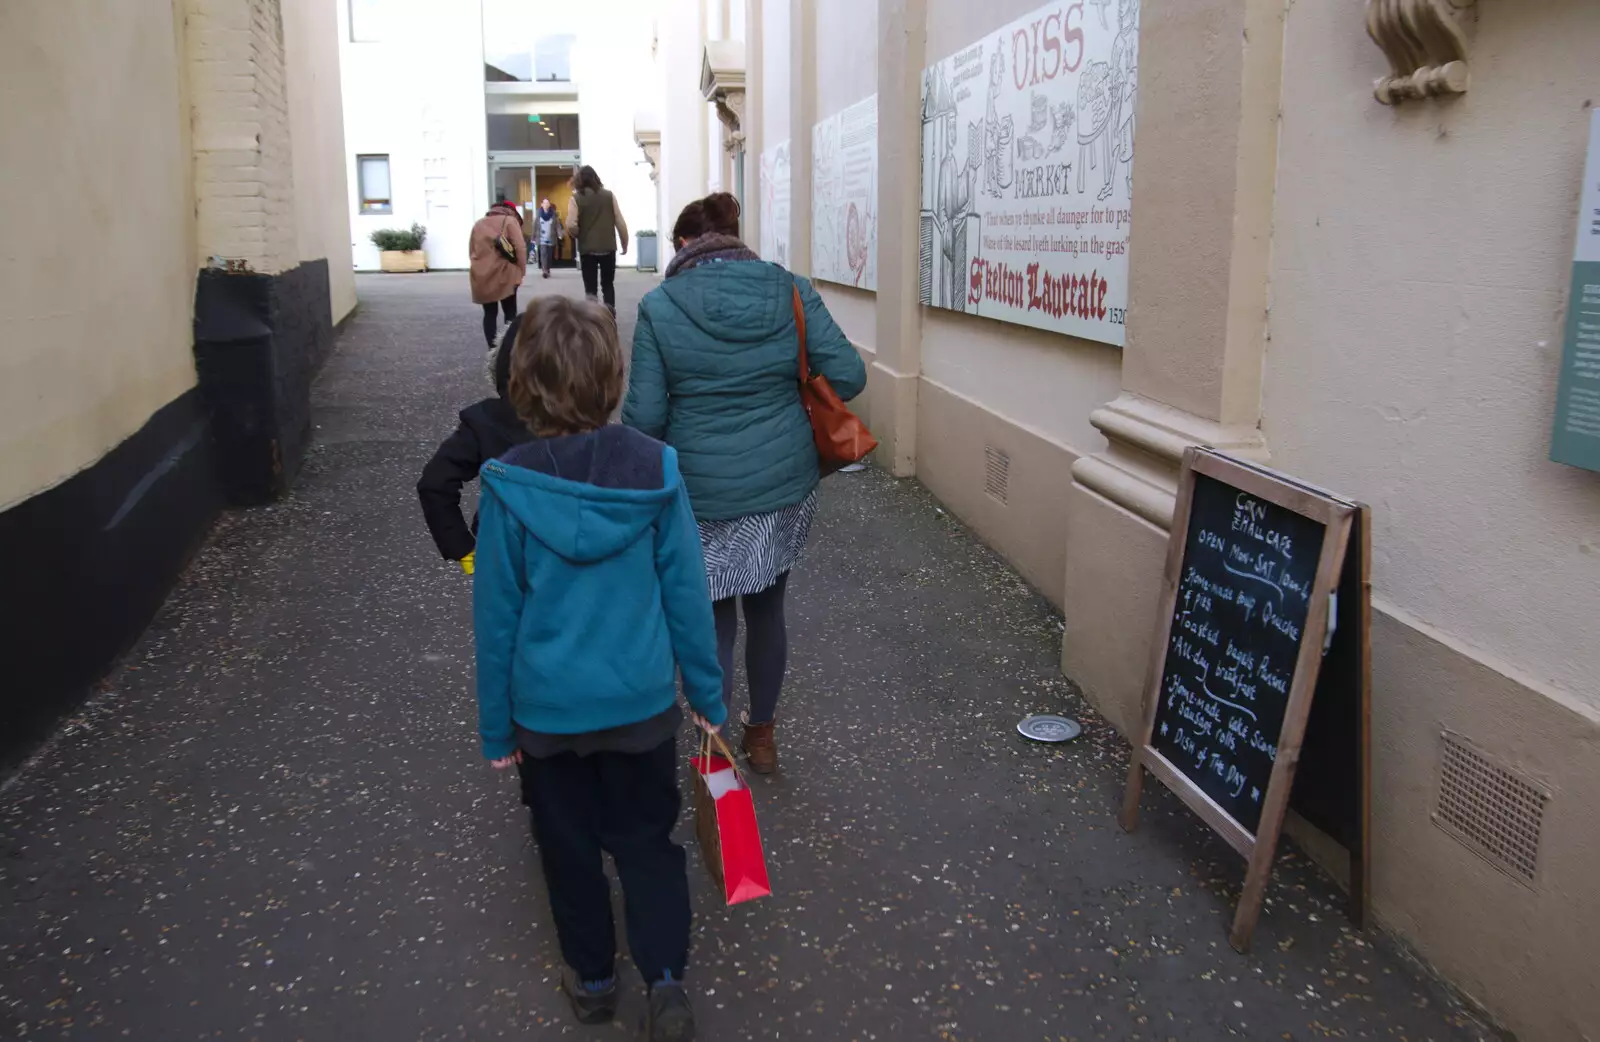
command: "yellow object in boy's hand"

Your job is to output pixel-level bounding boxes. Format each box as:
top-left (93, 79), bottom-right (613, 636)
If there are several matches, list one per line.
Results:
top-left (459, 551), bottom-right (475, 576)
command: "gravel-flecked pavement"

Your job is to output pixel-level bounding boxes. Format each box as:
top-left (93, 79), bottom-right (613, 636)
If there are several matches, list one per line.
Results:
top-left (0, 271), bottom-right (1500, 1041)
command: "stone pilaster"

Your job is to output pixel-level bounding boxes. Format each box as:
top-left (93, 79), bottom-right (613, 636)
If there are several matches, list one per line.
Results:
top-left (869, 0), bottom-right (928, 477)
top-left (743, 0), bottom-right (764, 252)
top-left (787, 0), bottom-right (814, 276)
top-left (1062, 0), bottom-right (1288, 728)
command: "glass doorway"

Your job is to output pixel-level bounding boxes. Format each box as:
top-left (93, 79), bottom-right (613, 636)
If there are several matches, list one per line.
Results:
top-left (489, 163), bottom-right (578, 269)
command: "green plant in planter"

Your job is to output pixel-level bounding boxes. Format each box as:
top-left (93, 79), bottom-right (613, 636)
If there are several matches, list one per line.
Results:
top-left (371, 223), bottom-right (426, 252)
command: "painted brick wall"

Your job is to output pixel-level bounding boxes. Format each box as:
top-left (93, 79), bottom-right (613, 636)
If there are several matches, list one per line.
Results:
top-left (188, 0), bottom-right (297, 274)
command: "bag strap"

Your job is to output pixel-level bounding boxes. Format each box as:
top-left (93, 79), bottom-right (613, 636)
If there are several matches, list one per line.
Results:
top-left (699, 725), bottom-right (747, 783)
top-left (792, 284), bottom-right (811, 381)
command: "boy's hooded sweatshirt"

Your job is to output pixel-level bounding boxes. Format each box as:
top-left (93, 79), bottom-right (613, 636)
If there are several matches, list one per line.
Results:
top-left (473, 425), bottom-right (727, 760)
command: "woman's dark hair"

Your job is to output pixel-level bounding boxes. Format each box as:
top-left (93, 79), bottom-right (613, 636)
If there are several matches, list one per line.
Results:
top-left (672, 200), bottom-right (706, 247)
top-left (700, 192), bottom-right (741, 236)
top-left (508, 296), bottom-right (623, 437)
top-left (672, 192), bottom-right (741, 248)
top-left (572, 165), bottom-right (603, 193)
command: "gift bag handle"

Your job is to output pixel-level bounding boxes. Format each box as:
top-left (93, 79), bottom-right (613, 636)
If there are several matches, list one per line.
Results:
top-left (699, 726), bottom-right (746, 782)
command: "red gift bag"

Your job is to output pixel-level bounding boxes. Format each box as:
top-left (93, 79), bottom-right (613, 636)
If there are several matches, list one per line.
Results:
top-left (692, 730), bottom-right (772, 906)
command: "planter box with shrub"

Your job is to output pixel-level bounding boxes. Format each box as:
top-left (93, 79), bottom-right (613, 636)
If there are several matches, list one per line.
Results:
top-left (371, 224), bottom-right (427, 272)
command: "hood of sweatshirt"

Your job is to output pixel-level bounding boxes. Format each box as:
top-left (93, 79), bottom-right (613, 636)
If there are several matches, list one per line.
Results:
top-left (478, 428), bottom-right (672, 564)
top-left (656, 259), bottom-right (794, 345)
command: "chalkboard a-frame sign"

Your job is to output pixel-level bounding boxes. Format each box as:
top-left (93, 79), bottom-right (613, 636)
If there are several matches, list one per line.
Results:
top-left (1120, 448), bottom-right (1372, 953)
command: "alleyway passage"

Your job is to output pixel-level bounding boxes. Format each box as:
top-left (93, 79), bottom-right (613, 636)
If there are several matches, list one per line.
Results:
top-left (1, 272), bottom-right (1497, 1041)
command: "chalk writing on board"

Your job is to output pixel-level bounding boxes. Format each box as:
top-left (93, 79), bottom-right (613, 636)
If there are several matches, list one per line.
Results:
top-left (1150, 475), bottom-right (1326, 834)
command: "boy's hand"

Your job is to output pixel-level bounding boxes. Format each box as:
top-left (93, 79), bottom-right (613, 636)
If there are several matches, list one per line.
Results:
top-left (458, 551), bottom-right (475, 575)
top-left (689, 712), bottom-right (722, 736)
top-left (489, 749), bottom-right (522, 770)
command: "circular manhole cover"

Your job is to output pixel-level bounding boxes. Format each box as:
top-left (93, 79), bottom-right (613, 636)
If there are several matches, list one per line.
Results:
top-left (1017, 714), bottom-right (1082, 743)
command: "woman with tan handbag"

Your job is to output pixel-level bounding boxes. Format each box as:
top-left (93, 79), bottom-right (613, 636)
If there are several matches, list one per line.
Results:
top-left (623, 192), bottom-right (868, 773)
top-left (469, 198), bottom-right (527, 348)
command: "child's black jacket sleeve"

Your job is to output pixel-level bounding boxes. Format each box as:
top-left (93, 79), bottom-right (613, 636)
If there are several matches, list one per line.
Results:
top-left (417, 415), bottom-right (483, 560)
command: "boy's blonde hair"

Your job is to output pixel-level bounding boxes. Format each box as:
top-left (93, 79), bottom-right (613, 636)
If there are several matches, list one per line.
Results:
top-left (508, 297), bottom-right (623, 437)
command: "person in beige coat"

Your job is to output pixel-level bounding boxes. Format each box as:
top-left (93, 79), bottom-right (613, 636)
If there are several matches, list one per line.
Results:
top-left (470, 200), bottom-right (527, 347)
top-left (566, 167), bottom-right (628, 315)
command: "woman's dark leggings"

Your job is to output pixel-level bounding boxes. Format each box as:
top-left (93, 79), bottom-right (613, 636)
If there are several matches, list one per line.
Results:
top-left (712, 573), bottom-right (789, 725)
top-left (481, 292), bottom-right (517, 347)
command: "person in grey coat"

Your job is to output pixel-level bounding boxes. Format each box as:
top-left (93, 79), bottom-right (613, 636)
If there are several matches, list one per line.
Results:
top-left (535, 198), bottom-right (563, 278)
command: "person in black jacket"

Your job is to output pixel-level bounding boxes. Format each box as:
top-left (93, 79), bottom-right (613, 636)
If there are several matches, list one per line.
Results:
top-left (418, 314), bottom-right (534, 572)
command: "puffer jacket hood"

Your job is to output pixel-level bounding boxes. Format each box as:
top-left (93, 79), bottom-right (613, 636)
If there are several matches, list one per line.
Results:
top-left (657, 260), bottom-right (794, 345)
top-left (624, 266), bottom-right (868, 522)
top-left (479, 435), bottom-right (677, 565)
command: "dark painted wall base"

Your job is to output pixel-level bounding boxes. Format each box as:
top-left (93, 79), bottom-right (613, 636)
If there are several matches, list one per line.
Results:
top-left (194, 258), bottom-right (334, 505)
top-left (2, 259), bottom-right (343, 771)
top-left (0, 388), bottom-right (219, 771)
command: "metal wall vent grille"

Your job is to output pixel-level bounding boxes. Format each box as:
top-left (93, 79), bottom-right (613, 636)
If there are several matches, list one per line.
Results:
top-left (984, 446), bottom-right (1011, 504)
top-left (1433, 732), bottom-right (1547, 888)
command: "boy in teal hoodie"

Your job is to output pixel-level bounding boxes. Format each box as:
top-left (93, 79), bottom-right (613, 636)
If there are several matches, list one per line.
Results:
top-left (474, 295), bottom-right (726, 1041)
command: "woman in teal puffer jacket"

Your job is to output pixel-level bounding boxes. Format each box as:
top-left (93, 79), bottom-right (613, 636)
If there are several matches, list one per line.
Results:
top-left (623, 192), bottom-right (866, 773)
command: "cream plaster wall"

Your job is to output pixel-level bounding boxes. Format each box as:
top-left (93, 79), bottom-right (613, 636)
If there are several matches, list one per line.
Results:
top-left (819, 285), bottom-right (879, 351)
top-left (283, 0), bottom-right (356, 320)
top-left (760, 0), bottom-right (791, 147)
top-left (814, 0), bottom-right (877, 119)
top-left (924, 0), bottom-right (1040, 61)
top-left (923, 313), bottom-right (1121, 455)
top-left (1265, 0), bottom-right (1600, 712)
top-left (658, 0), bottom-right (710, 251)
top-left (1257, 5), bottom-right (1600, 1036)
top-left (0, 0), bottom-right (199, 510)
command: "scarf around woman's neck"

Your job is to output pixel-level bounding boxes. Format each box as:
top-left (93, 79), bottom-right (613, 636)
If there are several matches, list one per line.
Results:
top-left (665, 233), bottom-right (759, 278)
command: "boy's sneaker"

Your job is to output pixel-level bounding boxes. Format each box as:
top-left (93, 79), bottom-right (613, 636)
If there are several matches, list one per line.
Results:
top-left (646, 975), bottom-right (696, 1042)
top-left (560, 966), bottom-right (617, 1025)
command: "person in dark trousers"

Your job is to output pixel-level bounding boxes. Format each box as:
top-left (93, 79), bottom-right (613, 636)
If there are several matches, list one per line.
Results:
top-left (624, 192), bottom-right (866, 775)
top-left (566, 166), bottom-right (628, 314)
top-left (470, 198), bottom-right (527, 347)
top-left (416, 316), bottom-right (534, 573)
top-left (474, 295), bottom-right (726, 1041)
top-left (535, 198), bottom-right (563, 278)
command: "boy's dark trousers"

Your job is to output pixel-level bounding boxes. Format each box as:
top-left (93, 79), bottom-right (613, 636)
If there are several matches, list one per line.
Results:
top-left (517, 737), bottom-right (690, 983)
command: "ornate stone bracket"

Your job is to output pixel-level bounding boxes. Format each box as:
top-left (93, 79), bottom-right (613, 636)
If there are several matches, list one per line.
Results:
top-left (700, 40), bottom-right (747, 149)
top-left (1071, 394), bottom-right (1269, 531)
top-left (1366, 0), bottom-right (1472, 106)
top-left (633, 122), bottom-right (661, 183)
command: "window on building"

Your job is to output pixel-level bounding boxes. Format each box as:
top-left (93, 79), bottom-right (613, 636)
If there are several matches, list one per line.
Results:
top-left (484, 34), bottom-right (574, 83)
top-left (349, 0), bottom-right (385, 43)
top-left (357, 155), bottom-right (392, 214)
top-left (534, 35), bottom-right (575, 82)
top-left (486, 114), bottom-right (580, 152)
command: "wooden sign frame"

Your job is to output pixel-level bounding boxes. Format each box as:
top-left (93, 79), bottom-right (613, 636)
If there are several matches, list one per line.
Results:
top-left (1293, 500), bottom-right (1373, 930)
top-left (1119, 448), bottom-right (1364, 952)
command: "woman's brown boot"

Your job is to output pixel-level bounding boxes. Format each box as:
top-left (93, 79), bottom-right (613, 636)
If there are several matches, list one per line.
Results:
top-left (741, 720), bottom-right (778, 774)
